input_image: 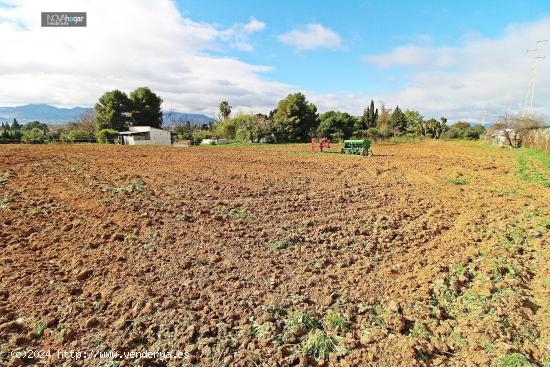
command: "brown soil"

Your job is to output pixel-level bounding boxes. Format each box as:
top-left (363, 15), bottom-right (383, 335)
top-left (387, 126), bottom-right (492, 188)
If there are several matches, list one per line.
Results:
top-left (0, 141), bottom-right (548, 367)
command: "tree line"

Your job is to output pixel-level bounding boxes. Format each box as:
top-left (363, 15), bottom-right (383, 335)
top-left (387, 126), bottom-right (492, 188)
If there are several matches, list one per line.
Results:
top-left (0, 119), bottom-right (95, 144)
top-left (0, 87), bottom-right (164, 144)
top-left (0, 88), bottom-right (487, 144)
top-left (213, 93), bottom-right (486, 143)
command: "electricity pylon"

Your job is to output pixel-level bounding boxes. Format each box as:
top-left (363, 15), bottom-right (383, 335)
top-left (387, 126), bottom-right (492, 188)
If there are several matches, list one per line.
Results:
top-left (522, 40), bottom-right (547, 118)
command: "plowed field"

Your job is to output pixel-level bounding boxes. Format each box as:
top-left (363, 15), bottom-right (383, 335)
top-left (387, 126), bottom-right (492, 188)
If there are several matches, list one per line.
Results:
top-left (0, 141), bottom-right (548, 367)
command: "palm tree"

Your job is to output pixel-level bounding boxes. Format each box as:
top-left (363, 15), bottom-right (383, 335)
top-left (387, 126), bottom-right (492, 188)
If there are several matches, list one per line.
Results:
top-left (219, 101), bottom-right (232, 121)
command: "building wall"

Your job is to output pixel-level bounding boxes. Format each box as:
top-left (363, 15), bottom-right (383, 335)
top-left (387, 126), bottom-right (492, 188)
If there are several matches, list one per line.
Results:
top-left (128, 128), bottom-right (172, 146)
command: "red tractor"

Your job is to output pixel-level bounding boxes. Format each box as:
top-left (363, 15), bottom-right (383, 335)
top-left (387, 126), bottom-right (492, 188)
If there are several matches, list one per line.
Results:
top-left (311, 138), bottom-right (331, 152)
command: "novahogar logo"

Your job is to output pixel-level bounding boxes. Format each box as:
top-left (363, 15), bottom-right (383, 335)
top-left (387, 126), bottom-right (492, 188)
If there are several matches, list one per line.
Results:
top-left (41, 12), bottom-right (87, 27)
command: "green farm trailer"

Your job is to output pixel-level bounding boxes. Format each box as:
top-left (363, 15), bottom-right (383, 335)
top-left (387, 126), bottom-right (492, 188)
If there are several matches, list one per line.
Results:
top-left (340, 139), bottom-right (372, 156)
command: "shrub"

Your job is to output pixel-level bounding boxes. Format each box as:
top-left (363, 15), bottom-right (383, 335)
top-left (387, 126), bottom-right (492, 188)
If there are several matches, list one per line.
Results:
top-left (464, 125), bottom-right (485, 140)
top-left (217, 114), bottom-right (271, 143)
top-left (60, 129), bottom-right (91, 143)
top-left (192, 130), bottom-right (214, 145)
top-left (441, 127), bottom-right (462, 139)
top-left (366, 127), bottom-right (381, 139)
top-left (21, 128), bottom-right (46, 144)
top-left (97, 128), bottom-right (119, 143)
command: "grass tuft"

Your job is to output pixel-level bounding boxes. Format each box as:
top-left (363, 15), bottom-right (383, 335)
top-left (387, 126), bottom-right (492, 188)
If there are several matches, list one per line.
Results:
top-left (447, 177), bottom-right (468, 185)
top-left (113, 179), bottom-right (145, 195)
top-left (34, 321), bottom-right (47, 337)
top-left (228, 208), bottom-right (254, 219)
top-left (287, 310), bottom-right (320, 331)
top-left (516, 155), bottom-right (550, 188)
top-left (322, 312), bottom-right (350, 332)
top-left (408, 321), bottom-right (430, 338)
top-left (499, 352), bottom-right (532, 367)
top-left (267, 240), bottom-right (293, 251)
top-left (302, 329), bottom-right (339, 361)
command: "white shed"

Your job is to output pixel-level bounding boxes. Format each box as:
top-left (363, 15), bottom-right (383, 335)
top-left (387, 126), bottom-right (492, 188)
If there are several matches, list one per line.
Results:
top-left (119, 126), bottom-right (172, 146)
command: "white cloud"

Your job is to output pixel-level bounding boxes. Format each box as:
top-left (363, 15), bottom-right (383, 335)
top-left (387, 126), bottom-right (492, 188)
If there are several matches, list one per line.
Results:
top-left (279, 23), bottom-right (342, 51)
top-left (244, 16), bottom-right (266, 32)
top-left (220, 16), bottom-right (266, 51)
top-left (362, 45), bottom-right (457, 69)
top-left (1, 1), bottom-right (549, 123)
top-left (359, 17), bottom-right (550, 122)
top-left (0, 1), bottom-right (279, 115)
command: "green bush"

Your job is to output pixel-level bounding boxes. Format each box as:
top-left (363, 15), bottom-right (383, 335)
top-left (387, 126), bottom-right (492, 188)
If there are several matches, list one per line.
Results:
top-left (464, 125), bottom-right (485, 140)
top-left (217, 114), bottom-right (270, 143)
top-left (60, 129), bottom-right (91, 143)
top-left (97, 128), bottom-right (119, 143)
top-left (366, 127), bottom-right (381, 139)
top-left (21, 128), bottom-right (46, 144)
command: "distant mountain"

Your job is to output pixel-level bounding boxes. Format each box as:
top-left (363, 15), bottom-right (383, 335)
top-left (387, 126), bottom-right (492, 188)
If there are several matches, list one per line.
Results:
top-left (163, 112), bottom-right (215, 126)
top-left (0, 104), bottom-right (215, 126)
top-left (0, 104), bottom-right (90, 124)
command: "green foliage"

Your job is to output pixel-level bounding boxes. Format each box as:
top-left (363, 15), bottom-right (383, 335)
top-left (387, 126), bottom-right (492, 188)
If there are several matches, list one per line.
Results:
top-left (443, 122), bottom-right (485, 140)
top-left (302, 329), bottom-right (338, 361)
top-left (392, 105), bottom-right (407, 134)
top-left (356, 100), bottom-right (378, 132)
top-left (219, 101), bottom-right (232, 120)
top-left (22, 120), bottom-right (49, 132)
top-left (215, 117), bottom-right (237, 139)
top-left (217, 114), bottom-right (272, 143)
top-left (366, 127), bottom-right (381, 139)
top-left (129, 87), bottom-right (163, 128)
top-left (11, 118), bottom-right (21, 130)
top-left (192, 129), bottom-right (213, 144)
top-left (408, 321), bottom-right (430, 338)
top-left (249, 322), bottom-right (271, 339)
top-left (464, 124), bottom-right (486, 140)
top-left (272, 93), bottom-right (318, 142)
top-left (172, 121), bottom-right (196, 140)
top-left (516, 154), bottom-right (550, 188)
top-left (322, 312), bottom-right (350, 332)
top-left (60, 129), bottom-right (90, 143)
top-left (267, 240), bottom-right (292, 251)
top-left (499, 353), bottom-right (532, 367)
top-left (404, 110), bottom-right (424, 135)
top-left (96, 128), bottom-right (119, 143)
top-left (34, 321), bottom-right (47, 336)
top-left (317, 111), bottom-right (356, 139)
top-left (287, 310), bottom-right (320, 331)
top-left (447, 177), bottom-right (468, 185)
top-left (21, 127), bottom-right (46, 144)
top-left (424, 117), bottom-right (447, 138)
top-left (228, 208), bottom-right (253, 218)
top-left (94, 89), bottom-right (131, 131)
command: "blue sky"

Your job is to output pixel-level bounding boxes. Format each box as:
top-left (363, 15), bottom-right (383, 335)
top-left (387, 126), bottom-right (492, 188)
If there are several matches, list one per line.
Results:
top-left (176, 0), bottom-right (550, 95)
top-left (1, 0), bottom-right (549, 121)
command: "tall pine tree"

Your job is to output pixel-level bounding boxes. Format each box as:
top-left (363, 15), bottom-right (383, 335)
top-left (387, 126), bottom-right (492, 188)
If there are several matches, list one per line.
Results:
top-left (392, 105), bottom-right (407, 135)
top-left (358, 99), bottom-right (378, 132)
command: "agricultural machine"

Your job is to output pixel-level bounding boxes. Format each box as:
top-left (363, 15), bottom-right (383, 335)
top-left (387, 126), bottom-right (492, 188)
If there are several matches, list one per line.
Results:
top-left (340, 139), bottom-right (372, 156)
top-left (311, 138), bottom-right (331, 152)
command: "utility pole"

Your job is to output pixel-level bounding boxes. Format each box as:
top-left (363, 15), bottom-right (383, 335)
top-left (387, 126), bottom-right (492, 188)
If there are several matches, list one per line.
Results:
top-left (522, 40), bottom-right (548, 118)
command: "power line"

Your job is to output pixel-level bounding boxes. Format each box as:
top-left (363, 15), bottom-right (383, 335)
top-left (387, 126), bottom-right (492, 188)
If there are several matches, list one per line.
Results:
top-left (521, 40), bottom-right (548, 118)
